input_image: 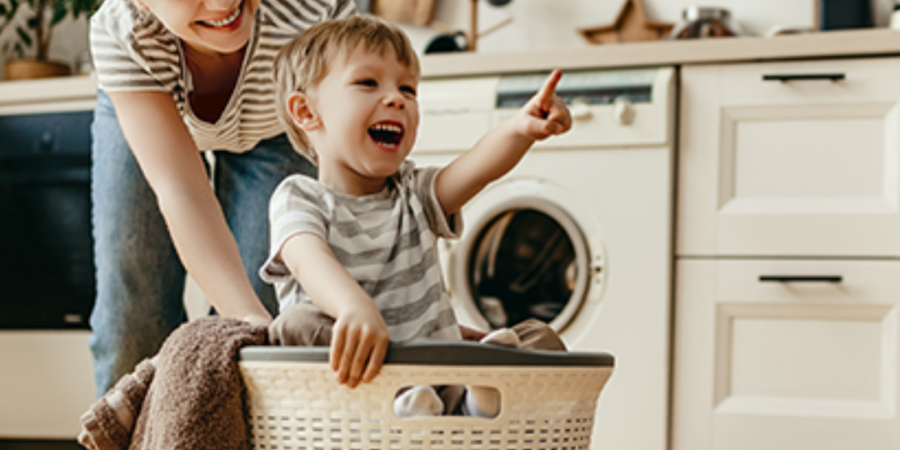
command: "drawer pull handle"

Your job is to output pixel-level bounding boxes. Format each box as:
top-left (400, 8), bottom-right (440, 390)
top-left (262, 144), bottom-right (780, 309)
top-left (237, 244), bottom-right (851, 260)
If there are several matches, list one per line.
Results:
top-left (759, 275), bottom-right (843, 283)
top-left (762, 73), bottom-right (845, 82)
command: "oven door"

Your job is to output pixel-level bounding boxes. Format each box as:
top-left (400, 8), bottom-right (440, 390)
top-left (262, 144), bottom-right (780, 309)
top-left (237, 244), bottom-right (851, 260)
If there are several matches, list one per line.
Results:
top-left (0, 111), bottom-right (94, 329)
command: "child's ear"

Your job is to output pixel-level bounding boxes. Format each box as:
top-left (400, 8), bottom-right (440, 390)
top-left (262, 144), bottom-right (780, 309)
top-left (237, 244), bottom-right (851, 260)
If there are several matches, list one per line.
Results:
top-left (287, 92), bottom-right (322, 131)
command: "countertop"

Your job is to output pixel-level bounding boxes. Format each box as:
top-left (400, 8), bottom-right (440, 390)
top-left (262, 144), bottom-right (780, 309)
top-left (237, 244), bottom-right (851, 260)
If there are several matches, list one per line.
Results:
top-left (421, 28), bottom-right (900, 77)
top-left (4, 28), bottom-right (900, 110)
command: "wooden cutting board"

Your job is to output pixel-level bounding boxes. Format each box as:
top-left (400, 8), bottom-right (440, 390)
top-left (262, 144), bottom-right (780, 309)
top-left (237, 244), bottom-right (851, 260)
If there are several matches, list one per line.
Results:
top-left (370, 0), bottom-right (436, 26)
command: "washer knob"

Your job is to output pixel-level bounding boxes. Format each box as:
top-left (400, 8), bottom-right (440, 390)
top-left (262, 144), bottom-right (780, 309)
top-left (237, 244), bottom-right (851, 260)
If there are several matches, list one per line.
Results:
top-left (570, 98), bottom-right (592, 121)
top-left (613, 97), bottom-right (636, 126)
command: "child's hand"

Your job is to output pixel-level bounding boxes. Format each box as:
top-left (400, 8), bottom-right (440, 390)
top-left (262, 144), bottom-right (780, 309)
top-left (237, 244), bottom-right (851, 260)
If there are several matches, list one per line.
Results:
top-left (331, 304), bottom-right (391, 388)
top-left (514, 69), bottom-right (572, 141)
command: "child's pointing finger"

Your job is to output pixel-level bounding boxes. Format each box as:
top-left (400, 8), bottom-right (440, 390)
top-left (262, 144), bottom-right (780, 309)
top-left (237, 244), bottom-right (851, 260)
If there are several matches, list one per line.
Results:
top-left (536, 69), bottom-right (564, 105)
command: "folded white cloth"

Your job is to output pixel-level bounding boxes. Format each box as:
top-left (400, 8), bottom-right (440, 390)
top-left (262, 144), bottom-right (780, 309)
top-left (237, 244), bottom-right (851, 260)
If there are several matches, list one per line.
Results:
top-left (394, 385), bottom-right (444, 418)
top-left (464, 328), bottom-right (521, 418)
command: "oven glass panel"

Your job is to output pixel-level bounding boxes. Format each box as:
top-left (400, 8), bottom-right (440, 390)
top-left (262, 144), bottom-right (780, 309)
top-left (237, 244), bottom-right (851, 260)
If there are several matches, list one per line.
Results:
top-left (0, 111), bottom-right (94, 329)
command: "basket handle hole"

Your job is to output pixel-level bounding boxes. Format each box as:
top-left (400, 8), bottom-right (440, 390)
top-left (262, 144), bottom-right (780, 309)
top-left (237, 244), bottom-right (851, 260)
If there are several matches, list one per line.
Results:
top-left (393, 385), bottom-right (503, 419)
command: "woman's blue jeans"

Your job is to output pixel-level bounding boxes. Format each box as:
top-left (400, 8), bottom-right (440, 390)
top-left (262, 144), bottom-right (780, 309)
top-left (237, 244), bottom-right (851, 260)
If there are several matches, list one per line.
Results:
top-left (88, 91), bottom-right (316, 396)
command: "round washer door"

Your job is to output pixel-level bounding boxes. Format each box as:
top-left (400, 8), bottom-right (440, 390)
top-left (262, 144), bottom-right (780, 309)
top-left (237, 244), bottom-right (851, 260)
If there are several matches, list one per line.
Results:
top-left (447, 178), bottom-right (606, 333)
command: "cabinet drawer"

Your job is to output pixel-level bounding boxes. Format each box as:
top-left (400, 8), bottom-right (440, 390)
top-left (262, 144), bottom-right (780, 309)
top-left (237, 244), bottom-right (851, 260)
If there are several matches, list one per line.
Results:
top-left (713, 259), bottom-right (900, 303)
top-left (678, 57), bottom-right (900, 257)
top-left (720, 58), bottom-right (900, 105)
top-left (673, 259), bottom-right (900, 450)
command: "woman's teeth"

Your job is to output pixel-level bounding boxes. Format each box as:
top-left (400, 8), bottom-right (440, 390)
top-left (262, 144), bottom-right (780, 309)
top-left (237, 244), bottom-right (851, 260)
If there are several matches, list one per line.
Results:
top-left (202, 6), bottom-right (241, 27)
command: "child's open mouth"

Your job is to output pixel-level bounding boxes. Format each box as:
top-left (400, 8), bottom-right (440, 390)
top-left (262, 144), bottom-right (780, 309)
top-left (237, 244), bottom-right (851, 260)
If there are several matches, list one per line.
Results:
top-left (368, 122), bottom-right (404, 149)
top-left (197, 1), bottom-right (243, 28)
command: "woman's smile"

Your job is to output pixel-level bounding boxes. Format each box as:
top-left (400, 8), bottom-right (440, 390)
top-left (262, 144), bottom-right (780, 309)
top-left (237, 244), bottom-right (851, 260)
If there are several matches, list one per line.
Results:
top-left (196, 0), bottom-right (244, 30)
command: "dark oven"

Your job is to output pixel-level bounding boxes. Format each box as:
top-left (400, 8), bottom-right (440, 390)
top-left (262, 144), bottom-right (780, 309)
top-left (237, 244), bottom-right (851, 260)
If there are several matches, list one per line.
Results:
top-left (0, 111), bottom-right (94, 329)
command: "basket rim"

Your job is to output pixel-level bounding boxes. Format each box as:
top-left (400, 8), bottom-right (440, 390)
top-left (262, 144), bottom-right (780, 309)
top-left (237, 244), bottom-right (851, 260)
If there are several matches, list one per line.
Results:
top-left (241, 341), bottom-right (614, 367)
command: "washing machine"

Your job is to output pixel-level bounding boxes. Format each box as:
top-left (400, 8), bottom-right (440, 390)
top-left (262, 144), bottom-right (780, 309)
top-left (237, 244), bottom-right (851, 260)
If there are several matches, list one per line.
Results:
top-left (413, 67), bottom-right (675, 450)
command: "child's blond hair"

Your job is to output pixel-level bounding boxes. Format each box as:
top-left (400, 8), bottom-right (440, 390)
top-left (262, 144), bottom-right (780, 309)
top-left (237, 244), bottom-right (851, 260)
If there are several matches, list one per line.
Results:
top-left (273, 15), bottom-right (421, 164)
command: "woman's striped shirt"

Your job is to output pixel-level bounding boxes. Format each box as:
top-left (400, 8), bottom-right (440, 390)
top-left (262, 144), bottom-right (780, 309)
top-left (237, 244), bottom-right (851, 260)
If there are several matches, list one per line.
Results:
top-left (90, 0), bottom-right (356, 152)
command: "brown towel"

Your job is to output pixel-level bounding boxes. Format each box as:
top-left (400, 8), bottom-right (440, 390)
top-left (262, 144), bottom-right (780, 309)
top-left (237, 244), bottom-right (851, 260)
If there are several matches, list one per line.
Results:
top-left (79, 316), bottom-right (266, 450)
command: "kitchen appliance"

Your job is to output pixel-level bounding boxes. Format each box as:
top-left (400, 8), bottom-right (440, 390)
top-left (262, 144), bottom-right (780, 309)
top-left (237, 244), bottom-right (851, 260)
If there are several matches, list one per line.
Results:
top-left (412, 67), bottom-right (675, 450)
top-left (0, 111), bottom-right (94, 329)
top-left (670, 6), bottom-right (739, 39)
top-left (0, 78), bottom-right (97, 441)
top-left (819, 0), bottom-right (873, 30)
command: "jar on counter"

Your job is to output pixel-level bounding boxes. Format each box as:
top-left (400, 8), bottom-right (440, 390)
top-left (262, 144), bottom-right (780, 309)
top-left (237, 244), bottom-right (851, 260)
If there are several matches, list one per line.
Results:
top-left (670, 6), bottom-right (740, 39)
top-left (891, 2), bottom-right (900, 30)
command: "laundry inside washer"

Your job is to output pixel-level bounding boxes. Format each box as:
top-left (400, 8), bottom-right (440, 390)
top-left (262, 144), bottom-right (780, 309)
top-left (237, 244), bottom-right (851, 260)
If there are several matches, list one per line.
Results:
top-left (467, 208), bottom-right (577, 328)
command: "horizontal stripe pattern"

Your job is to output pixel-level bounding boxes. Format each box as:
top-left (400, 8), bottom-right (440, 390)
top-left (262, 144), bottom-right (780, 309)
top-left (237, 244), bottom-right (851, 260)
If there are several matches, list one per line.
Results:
top-left (90, 0), bottom-right (355, 152)
top-left (262, 162), bottom-right (463, 342)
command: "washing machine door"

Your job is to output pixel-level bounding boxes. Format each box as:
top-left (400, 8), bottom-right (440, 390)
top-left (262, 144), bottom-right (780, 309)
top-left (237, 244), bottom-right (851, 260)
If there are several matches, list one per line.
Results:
top-left (447, 178), bottom-right (605, 333)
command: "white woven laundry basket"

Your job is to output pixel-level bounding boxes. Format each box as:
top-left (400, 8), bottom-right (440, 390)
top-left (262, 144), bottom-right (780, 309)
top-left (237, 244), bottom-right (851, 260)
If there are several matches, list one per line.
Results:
top-left (240, 342), bottom-right (614, 450)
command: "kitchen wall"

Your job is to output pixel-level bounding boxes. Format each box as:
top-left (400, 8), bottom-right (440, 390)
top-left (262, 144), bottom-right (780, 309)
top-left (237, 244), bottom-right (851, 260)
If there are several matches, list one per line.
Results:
top-left (0, 0), bottom-right (894, 79)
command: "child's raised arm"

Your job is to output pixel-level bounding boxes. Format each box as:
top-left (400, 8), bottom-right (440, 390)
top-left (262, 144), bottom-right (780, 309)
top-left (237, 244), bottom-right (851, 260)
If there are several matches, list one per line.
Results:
top-left (434, 69), bottom-right (572, 216)
top-left (280, 233), bottom-right (391, 388)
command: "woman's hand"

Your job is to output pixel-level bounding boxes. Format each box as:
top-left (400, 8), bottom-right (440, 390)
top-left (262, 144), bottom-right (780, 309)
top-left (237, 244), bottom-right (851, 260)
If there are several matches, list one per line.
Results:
top-left (331, 303), bottom-right (391, 388)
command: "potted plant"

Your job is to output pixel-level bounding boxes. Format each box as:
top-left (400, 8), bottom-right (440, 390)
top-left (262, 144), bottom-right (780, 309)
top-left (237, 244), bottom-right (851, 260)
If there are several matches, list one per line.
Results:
top-left (0, 0), bottom-right (100, 80)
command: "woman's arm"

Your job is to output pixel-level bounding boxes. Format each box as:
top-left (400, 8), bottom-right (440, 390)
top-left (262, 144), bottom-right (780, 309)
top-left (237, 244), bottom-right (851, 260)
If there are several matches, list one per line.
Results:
top-left (107, 91), bottom-right (271, 322)
top-left (280, 233), bottom-right (390, 388)
top-left (435, 70), bottom-right (571, 216)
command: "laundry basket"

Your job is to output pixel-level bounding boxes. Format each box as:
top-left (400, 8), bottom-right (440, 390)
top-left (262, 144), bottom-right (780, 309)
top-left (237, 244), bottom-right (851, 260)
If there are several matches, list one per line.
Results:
top-left (240, 342), bottom-right (614, 450)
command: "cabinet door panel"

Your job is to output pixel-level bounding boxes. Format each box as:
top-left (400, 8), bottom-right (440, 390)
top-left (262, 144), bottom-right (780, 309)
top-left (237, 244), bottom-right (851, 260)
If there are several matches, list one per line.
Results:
top-left (673, 259), bottom-right (900, 450)
top-left (678, 58), bottom-right (900, 257)
top-left (0, 331), bottom-right (95, 438)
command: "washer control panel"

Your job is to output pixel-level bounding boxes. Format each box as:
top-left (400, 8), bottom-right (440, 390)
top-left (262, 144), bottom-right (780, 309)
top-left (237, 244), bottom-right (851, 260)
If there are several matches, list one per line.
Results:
top-left (415, 67), bottom-right (674, 154)
top-left (495, 68), bottom-right (657, 109)
top-left (494, 67), bottom-right (674, 149)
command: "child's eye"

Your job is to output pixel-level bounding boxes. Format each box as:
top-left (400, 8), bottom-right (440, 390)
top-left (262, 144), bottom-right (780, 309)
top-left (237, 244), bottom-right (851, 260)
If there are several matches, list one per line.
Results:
top-left (356, 79), bottom-right (377, 87)
top-left (400, 85), bottom-right (417, 96)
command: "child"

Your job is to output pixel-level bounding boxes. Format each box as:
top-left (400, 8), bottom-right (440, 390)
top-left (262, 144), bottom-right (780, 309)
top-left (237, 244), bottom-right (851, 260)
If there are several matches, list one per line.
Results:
top-left (260, 15), bottom-right (572, 417)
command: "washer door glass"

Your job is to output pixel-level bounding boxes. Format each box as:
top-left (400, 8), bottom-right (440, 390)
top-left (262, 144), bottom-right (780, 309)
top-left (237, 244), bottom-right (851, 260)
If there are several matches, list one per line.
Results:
top-left (466, 206), bottom-right (590, 331)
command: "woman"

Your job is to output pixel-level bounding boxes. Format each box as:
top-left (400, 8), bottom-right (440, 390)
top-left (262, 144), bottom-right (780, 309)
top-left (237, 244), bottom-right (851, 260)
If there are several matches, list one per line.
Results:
top-left (88, 0), bottom-right (355, 395)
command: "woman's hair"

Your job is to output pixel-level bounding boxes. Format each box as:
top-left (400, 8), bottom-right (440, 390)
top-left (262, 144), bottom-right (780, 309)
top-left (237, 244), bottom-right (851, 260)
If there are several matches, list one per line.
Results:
top-left (273, 15), bottom-right (421, 164)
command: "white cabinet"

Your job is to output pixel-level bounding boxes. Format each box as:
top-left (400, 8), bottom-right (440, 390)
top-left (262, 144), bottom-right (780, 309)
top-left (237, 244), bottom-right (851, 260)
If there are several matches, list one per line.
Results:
top-left (0, 77), bottom-right (98, 440)
top-left (673, 259), bottom-right (900, 450)
top-left (678, 58), bottom-right (900, 257)
top-left (674, 57), bottom-right (900, 450)
top-left (0, 332), bottom-right (96, 438)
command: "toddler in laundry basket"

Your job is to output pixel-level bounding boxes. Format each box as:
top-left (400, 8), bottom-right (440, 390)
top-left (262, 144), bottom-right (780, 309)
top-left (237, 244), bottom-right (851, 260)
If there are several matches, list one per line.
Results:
top-left (259, 15), bottom-right (572, 418)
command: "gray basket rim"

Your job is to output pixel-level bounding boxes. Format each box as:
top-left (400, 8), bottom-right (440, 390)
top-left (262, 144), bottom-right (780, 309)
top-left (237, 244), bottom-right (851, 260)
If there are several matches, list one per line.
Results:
top-left (240, 341), bottom-right (614, 367)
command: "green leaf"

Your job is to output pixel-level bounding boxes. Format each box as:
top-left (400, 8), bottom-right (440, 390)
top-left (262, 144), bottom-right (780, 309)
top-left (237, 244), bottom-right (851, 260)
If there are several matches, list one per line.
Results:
top-left (26, 15), bottom-right (38, 29)
top-left (51, 0), bottom-right (66, 24)
top-left (68, 0), bottom-right (99, 18)
top-left (16, 26), bottom-right (32, 46)
top-left (8, 0), bottom-right (20, 17)
top-left (0, 4), bottom-right (8, 16)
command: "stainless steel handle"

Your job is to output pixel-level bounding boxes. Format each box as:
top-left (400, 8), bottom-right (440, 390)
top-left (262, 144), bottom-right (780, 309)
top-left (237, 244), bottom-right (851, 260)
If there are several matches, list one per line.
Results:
top-left (762, 73), bottom-right (845, 82)
top-left (759, 275), bottom-right (843, 283)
